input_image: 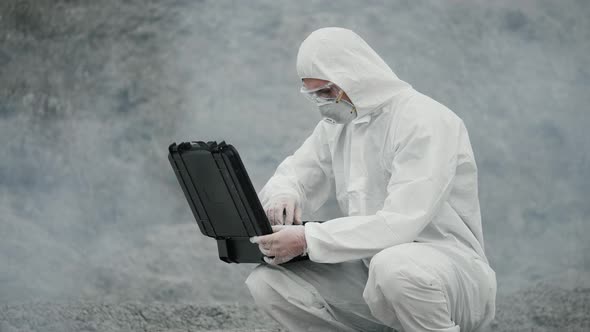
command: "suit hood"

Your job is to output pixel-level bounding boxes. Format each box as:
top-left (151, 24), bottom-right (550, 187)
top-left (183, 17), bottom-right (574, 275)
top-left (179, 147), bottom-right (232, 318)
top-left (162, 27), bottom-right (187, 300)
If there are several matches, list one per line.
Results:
top-left (297, 27), bottom-right (411, 119)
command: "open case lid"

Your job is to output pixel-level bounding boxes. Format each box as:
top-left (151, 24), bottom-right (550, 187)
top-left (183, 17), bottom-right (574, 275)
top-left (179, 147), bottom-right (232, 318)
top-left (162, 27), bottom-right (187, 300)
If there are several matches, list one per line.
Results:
top-left (168, 141), bottom-right (273, 240)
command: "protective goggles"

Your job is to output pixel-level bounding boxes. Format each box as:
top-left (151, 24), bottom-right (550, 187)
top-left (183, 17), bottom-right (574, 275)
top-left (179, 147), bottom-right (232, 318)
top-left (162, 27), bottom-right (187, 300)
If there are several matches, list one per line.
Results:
top-left (300, 82), bottom-right (345, 105)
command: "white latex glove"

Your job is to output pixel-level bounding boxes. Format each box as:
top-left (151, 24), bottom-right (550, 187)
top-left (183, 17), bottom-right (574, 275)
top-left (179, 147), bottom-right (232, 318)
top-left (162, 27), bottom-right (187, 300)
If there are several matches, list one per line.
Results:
top-left (250, 225), bottom-right (307, 265)
top-left (263, 194), bottom-right (302, 225)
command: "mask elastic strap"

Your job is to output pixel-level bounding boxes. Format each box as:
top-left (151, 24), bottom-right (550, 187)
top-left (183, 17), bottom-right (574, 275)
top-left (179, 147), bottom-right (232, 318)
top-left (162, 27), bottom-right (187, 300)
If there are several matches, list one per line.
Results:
top-left (335, 90), bottom-right (344, 103)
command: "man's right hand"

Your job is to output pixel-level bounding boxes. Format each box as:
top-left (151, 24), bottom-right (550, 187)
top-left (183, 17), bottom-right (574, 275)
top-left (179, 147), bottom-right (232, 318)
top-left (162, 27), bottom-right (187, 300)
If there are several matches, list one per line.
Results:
top-left (264, 194), bottom-right (302, 225)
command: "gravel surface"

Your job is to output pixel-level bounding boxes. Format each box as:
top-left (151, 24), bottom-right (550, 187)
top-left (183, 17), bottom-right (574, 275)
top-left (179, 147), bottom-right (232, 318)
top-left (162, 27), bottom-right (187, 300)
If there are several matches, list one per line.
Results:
top-left (490, 282), bottom-right (590, 332)
top-left (1, 281), bottom-right (588, 332)
top-left (0, 303), bottom-right (283, 332)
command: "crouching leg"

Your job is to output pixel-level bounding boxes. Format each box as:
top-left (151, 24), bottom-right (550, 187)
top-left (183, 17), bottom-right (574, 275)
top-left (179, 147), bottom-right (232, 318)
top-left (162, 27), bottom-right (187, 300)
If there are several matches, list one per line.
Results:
top-left (363, 243), bottom-right (496, 332)
top-left (246, 259), bottom-right (394, 332)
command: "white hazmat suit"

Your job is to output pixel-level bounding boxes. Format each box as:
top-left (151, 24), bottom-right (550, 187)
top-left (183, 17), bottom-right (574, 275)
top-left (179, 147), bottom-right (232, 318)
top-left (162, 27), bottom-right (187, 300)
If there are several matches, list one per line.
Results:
top-left (246, 27), bottom-right (496, 332)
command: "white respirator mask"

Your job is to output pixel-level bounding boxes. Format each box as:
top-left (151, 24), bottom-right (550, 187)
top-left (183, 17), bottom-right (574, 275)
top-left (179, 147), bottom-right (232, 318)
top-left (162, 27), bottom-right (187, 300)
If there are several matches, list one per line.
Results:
top-left (300, 82), bottom-right (357, 124)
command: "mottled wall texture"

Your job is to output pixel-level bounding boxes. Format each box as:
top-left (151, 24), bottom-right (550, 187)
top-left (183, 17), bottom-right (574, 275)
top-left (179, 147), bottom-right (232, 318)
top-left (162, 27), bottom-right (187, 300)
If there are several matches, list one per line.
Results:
top-left (0, 0), bottom-right (588, 304)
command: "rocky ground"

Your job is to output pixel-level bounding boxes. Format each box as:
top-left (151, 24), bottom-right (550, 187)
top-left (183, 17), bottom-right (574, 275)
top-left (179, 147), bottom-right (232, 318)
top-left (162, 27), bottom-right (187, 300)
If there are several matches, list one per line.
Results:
top-left (0, 303), bottom-right (282, 332)
top-left (1, 280), bottom-right (589, 331)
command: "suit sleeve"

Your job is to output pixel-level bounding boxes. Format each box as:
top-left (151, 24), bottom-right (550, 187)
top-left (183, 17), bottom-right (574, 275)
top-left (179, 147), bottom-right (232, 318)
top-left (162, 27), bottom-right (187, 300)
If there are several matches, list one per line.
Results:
top-left (304, 107), bottom-right (461, 263)
top-left (258, 121), bottom-right (334, 215)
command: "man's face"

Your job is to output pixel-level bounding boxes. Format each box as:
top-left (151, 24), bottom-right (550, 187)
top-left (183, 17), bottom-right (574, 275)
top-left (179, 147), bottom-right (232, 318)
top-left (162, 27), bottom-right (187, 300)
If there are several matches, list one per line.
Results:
top-left (302, 78), bottom-right (353, 103)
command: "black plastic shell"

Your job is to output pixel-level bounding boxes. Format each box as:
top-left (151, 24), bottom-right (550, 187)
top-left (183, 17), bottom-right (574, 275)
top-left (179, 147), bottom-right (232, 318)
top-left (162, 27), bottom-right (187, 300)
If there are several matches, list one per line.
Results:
top-left (168, 141), bottom-right (273, 263)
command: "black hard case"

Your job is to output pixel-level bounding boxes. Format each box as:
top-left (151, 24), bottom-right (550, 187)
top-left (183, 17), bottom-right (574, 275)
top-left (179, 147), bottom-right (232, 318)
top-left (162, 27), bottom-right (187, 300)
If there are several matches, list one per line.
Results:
top-left (168, 141), bottom-right (273, 263)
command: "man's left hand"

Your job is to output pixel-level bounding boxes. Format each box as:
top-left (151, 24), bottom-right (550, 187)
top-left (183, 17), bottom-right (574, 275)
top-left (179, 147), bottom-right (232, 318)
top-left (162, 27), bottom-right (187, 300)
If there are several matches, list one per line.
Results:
top-left (250, 225), bottom-right (307, 265)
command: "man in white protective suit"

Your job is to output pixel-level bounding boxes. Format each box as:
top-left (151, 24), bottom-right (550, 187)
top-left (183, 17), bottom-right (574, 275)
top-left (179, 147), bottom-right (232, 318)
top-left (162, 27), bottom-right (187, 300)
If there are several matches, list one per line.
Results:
top-left (247, 27), bottom-right (497, 332)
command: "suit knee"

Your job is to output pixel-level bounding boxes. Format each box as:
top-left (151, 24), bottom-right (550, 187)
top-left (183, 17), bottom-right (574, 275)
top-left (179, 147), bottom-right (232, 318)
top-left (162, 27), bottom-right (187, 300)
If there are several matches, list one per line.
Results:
top-left (245, 264), bottom-right (277, 305)
top-left (366, 245), bottom-right (445, 305)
